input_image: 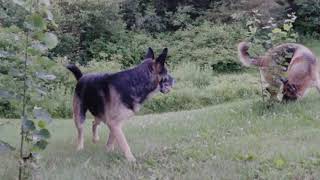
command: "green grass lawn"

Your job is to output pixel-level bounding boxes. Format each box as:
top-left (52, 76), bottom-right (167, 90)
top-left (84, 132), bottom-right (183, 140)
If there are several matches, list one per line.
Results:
top-left (1, 87), bottom-right (320, 179)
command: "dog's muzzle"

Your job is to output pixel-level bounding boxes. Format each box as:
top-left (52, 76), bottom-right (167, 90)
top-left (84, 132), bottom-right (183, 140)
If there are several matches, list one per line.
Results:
top-left (160, 75), bottom-right (175, 94)
top-left (282, 93), bottom-right (298, 102)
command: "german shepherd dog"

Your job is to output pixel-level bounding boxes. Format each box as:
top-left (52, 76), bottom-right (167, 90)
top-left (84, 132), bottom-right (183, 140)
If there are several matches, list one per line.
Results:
top-left (67, 48), bottom-right (174, 161)
top-left (238, 42), bottom-right (320, 101)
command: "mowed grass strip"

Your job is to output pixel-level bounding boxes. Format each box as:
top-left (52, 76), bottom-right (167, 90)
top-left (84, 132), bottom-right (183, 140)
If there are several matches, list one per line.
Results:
top-left (1, 90), bottom-right (320, 180)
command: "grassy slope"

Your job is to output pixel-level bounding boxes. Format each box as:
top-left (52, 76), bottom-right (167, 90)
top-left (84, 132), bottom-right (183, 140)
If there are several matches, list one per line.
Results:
top-left (1, 89), bottom-right (320, 179)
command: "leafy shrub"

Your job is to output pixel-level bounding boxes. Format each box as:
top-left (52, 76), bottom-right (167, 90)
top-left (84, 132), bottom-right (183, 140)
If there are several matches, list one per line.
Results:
top-left (168, 22), bottom-right (246, 70)
top-left (211, 61), bottom-right (242, 73)
top-left (245, 10), bottom-right (298, 54)
top-left (137, 8), bottom-right (168, 33)
top-left (294, 0), bottom-right (320, 34)
top-left (51, 0), bottom-right (125, 64)
top-left (141, 72), bottom-right (260, 114)
top-left (274, 0), bottom-right (320, 35)
top-left (120, 0), bottom-right (206, 32)
top-left (173, 63), bottom-right (211, 88)
top-left (0, 0), bottom-right (28, 28)
top-left (78, 21), bottom-right (245, 71)
top-left (0, 100), bottom-right (19, 118)
top-left (50, 33), bottom-right (78, 58)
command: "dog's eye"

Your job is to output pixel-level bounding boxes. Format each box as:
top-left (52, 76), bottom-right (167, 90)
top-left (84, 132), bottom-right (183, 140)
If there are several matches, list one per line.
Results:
top-left (292, 85), bottom-right (297, 91)
top-left (288, 85), bottom-right (296, 92)
top-left (161, 76), bottom-right (168, 82)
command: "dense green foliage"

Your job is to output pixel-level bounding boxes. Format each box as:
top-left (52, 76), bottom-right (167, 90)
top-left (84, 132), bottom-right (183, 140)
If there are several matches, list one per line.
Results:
top-left (1, 0), bottom-right (320, 118)
top-left (276, 0), bottom-right (320, 35)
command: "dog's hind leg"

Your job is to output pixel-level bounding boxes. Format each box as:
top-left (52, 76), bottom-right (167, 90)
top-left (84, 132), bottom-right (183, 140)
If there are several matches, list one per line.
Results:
top-left (105, 123), bottom-right (116, 152)
top-left (312, 70), bottom-right (320, 94)
top-left (92, 117), bottom-right (101, 143)
top-left (314, 79), bottom-right (320, 94)
top-left (73, 96), bottom-right (86, 151)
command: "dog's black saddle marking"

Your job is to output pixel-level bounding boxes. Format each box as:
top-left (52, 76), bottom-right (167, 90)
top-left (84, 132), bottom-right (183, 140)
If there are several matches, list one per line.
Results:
top-left (76, 73), bottom-right (109, 118)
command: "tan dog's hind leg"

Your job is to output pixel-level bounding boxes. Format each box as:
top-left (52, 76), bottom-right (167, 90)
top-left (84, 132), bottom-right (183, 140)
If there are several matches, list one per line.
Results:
top-left (73, 96), bottom-right (85, 151)
top-left (314, 79), bottom-right (320, 94)
top-left (311, 69), bottom-right (320, 93)
top-left (92, 117), bottom-right (101, 143)
top-left (108, 121), bottom-right (135, 161)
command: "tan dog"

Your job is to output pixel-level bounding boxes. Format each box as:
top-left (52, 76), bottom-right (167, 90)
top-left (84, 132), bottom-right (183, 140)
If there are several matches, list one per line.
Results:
top-left (238, 42), bottom-right (320, 101)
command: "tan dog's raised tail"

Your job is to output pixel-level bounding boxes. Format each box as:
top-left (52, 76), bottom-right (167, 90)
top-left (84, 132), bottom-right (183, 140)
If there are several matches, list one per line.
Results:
top-left (238, 42), bottom-right (320, 101)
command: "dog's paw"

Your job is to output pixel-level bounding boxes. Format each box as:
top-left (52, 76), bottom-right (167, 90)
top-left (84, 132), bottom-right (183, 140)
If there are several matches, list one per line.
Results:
top-left (126, 155), bottom-right (136, 162)
top-left (92, 136), bottom-right (100, 143)
top-left (105, 144), bottom-right (115, 152)
top-left (76, 145), bottom-right (84, 151)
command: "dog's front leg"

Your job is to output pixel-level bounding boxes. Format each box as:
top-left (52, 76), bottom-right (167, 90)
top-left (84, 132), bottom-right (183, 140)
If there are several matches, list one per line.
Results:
top-left (109, 122), bottom-right (135, 162)
top-left (105, 124), bottom-right (116, 152)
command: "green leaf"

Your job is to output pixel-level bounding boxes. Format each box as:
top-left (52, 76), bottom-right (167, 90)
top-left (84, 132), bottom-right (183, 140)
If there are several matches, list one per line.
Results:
top-left (43, 32), bottom-right (58, 49)
top-left (274, 157), bottom-right (286, 169)
top-left (34, 32), bottom-right (45, 40)
top-left (0, 50), bottom-right (15, 58)
top-left (33, 106), bottom-right (53, 124)
top-left (99, 52), bottom-right (108, 58)
top-left (272, 28), bottom-right (282, 33)
top-left (249, 26), bottom-right (257, 34)
top-left (22, 120), bottom-right (36, 131)
top-left (35, 129), bottom-right (50, 139)
top-left (0, 90), bottom-right (15, 99)
top-left (45, 9), bottom-right (53, 21)
top-left (283, 23), bottom-right (292, 31)
top-left (25, 14), bottom-right (47, 30)
top-left (9, 68), bottom-right (23, 77)
top-left (35, 88), bottom-right (47, 96)
top-left (246, 21), bottom-right (254, 26)
top-left (236, 153), bottom-right (256, 161)
top-left (40, 129), bottom-right (50, 139)
top-left (33, 140), bottom-right (48, 151)
top-left (38, 120), bottom-right (46, 129)
top-left (0, 140), bottom-right (15, 154)
top-left (30, 43), bottom-right (47, 55)
top-left (35, 72), bottom-right (56, 81)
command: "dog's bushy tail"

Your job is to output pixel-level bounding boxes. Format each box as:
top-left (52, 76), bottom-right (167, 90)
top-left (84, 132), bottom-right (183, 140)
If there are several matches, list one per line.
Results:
top-left (66, 64), bottom-right (83, 81)
top-left (238, 42), bottom-right (252, 67)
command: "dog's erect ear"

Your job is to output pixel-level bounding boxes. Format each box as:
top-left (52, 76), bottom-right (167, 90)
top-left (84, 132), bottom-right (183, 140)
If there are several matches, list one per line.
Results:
top-left (156, 48), bottom-right (168, 65)
top-left (145, 47), bottom-right (154, 59)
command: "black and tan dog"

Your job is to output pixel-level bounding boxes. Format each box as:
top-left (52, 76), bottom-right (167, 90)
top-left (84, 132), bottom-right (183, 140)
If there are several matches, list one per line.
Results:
top-left (67, 48), bottom-right (174, 161)
top-left (238, 42), bottom-right (320, 101)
